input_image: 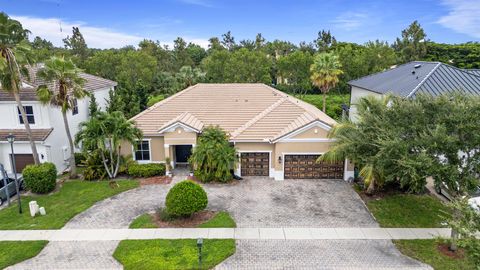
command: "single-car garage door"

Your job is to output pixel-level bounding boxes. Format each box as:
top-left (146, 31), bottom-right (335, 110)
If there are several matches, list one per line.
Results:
top-left (241, 152), bottom-right (269, 176)
top-left (10, 154), bottom-right (35, 173)
top-left (284, 154), bottom-right (343, 179)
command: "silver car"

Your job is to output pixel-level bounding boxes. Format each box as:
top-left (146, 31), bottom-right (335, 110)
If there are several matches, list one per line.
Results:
top-left (0, 177), bottom-right (24, 206)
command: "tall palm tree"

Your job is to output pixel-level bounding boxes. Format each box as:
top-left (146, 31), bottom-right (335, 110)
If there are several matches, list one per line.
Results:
top-left (0, 12), bottom-right (40, 164)
top-left (75, 111), bottom-right (142, 179)
top-left (36, 56), bottom-right (88, 178)
top-left (310, 52), bottom-right (343, 112)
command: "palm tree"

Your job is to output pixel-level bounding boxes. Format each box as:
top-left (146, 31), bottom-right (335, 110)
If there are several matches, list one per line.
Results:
top-left (0, 12), bottom-right (40, 164)
top-left (177, 65), bottom-right (205, 87)
top-left (36, 56), bottom-right (88, 178)
top-left (75, 111), bottom-right (142, 179)
top-left (310, 52), bottom-right (343, 112)
top-left (319, 96), bottom-right (392, 194)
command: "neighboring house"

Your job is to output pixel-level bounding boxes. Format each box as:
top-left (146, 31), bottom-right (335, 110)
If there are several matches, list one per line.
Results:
top-left (348, 61), bottom-right (480, 121)
top-left (126, 83), bottom-right (353, 181)
top-left (0, 65), bottom-right (116, 174)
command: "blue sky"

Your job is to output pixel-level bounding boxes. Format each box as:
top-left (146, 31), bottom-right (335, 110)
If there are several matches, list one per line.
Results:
top-left (2, 0), bottom-right (480, 48)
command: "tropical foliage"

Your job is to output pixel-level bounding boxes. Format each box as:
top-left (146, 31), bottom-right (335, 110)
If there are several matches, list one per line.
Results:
top-left (310, 52), bottom-right (343, 112)
top-left (75, 111), bottom-right (142, 179)
top-left (37, 56), bottom-right (87, 178)
top-left (0, 12), bottom-right (40, 164)
top-left (189, 126), bottom-right (237, 182)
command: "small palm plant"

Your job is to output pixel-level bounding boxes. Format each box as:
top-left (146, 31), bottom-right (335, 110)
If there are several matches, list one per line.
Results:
top-left (189, 126), bottom-right (237, 182)
top-left (37, 56), bottom-right (87, 178)
top-left (310, 52), bottom-right (343, 112)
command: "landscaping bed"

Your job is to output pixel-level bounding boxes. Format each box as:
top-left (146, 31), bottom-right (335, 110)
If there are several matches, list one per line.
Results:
top-left (139, 175), bottom-right (172, 186)
top-left (0, 241), bottom-right (48, 269)
top-left (130, 211), bottom-right (236, 229)
top-left (0, 180), bottom-right (139, 230)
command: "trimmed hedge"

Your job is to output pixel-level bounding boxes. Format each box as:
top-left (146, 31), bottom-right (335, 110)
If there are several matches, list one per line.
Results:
top-left (22, 162), bottom-right (57, 194)
top-left (165, 180), bottom-right (208, 217)
top-left (127, 163), bottom-right (165, 178)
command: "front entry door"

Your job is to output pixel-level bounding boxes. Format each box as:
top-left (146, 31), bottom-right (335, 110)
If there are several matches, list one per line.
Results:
top-left (175, 145), bottom-right (192, 163)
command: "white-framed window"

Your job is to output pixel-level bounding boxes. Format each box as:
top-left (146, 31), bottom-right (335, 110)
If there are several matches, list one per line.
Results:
top-left (18, 106), bottom-right (35, 124)
top-left (134, 140), bottom-right (150, 161)
top-left (72, 99), bottom-right (78, 115)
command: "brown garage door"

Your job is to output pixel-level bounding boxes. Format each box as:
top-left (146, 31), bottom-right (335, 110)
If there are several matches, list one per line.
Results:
top-left (10, 154), bottom-right (35, 173)
top-left (241, 152), bottom-right (269, 176)
top-left (284, 155), bottom-right (343, 179)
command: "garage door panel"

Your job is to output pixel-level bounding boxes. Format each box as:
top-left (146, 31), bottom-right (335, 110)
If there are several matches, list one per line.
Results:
top-left (241, 152), bottom-right (269, 176)
top-left (10, 154), bottom-right (35, 174)
top-left (284, 154), bottom-right (343, 179)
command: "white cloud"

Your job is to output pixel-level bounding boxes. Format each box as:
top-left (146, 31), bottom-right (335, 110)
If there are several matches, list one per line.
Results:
top-left (437, 0), bottom-right (480, 38)
top-left (177, 0), bottom-right (213, 8)
top-left (12, 15), bottom-right (144, 49)
top-left (331, 12), bottom-right (368, 31)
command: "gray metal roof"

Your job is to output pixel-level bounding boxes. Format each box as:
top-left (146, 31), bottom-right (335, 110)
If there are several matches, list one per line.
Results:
top-left (348, 61), bottom-right (480, 97)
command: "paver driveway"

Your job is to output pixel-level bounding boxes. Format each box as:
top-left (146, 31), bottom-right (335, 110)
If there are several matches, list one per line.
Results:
top-left (9, 172), bottom-right (430, 269)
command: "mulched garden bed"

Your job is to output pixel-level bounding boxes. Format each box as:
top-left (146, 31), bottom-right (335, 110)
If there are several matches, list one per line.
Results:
top-left (437, 243), bottom-right (466, 259)
top-left (139, 176), bottom-right (172, 186)
top-left (151, 210), bottom-right (217, 228)
top-left (186, 175), bottom-right (240, 185)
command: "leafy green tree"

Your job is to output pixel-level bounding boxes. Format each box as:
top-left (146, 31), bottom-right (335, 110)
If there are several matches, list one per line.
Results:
top-left (207, 37), bottom-right (224, 52)
top-left (186, 43), bottom-right (207, 66)
top-left (177, 65), bottom-right (205, 87)
top-left (277, 50), bottom-right (313, 94)
top-left (0, 12), bottom-right (40, 164)
top-left (425, 42), bottom-right (480, 69)
top-left (393, 20), bottom-right (428, 62)
top-left (310, 52), bottom-right (343, 111)
top-left (189, 126), bottom-right (237, 182)
top-left (88, 94), bottom-right (99, 116)
top-left (31, 36), bottom-right (57, 62)
top-left (221, 31), bottom-right (236, 51)
top-left (224, 48), bottom-right (272, 83)
top-left (173, 37), bottom-right (194, 69)
top-left (315, 29), bottom-right (337, 52)
top-left (37, 56), bottom-right (88, 178)
top-left (75, 111), bottom-right (142, 179)
top-left (63, 27), bottom-right (89, 64)
top-left (444, 199), bottom-right (480, 254)
top-left (201, 49), bottom-right (229, 82)
top-left (254, 33), bottom-right (266, 50)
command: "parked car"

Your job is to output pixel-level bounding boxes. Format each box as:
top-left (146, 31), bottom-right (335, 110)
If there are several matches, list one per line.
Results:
top-left (435, 183), bottom-right (480, 211)
top-left (0, 177), bottom-right (24, 206)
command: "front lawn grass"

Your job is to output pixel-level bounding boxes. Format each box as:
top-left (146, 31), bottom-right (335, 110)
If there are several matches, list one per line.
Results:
top-left (366, 194), bottom-right (449, 227)
top-left (394, 240), bottom-right (476, 270)
top-left (129, 213), bottom-right (157, 229)
top-left (0, 180), bottom-right (139, 230)
top-left (0, 241), bottom-right (48, 269)
top-left (114, 239), bottom-right (235, 270)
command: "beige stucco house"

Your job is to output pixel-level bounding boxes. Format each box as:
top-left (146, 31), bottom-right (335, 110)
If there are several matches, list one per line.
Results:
top-left (125, 83), bottom-right (351, 181)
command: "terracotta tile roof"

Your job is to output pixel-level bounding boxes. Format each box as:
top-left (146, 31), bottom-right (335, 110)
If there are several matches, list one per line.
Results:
top-left (0, 129), bottom-right (53, 141)
top-left (158, 112), bottom-right (204, 133)
top-left (131, 83), bottom-right (337, 141)
top-left (0, 65), bottom-right (117, 102)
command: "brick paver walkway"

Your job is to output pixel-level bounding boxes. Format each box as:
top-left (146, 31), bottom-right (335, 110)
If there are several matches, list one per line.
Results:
top-left (7, 171), bottom-right (432, 269)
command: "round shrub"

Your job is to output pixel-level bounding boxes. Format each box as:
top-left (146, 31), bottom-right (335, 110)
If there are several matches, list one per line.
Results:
top-left (22, 162), bottom-right (57, 194)
top-left (165, 180), bottom-right (208, 217)
top-left (127, 163), bottom-right (166, 178)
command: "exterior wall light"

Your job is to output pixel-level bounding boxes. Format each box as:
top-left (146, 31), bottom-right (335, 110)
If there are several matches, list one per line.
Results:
top-left (278, 156), bottom-right (282, 164)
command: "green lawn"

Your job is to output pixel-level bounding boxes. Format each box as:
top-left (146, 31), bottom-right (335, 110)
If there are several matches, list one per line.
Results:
top-left (395, 240), bottom-right (476, 270)
top-left (114, 239), bottom-right (235, 270)
top-left (0, 241), bottom-right (48, 269)
top-left (0, 180), bottom-right (139, 230)
top-left (130, 211), bottom-right (236, 229)
top-left (298, 93), bottom-right (350, 120)
top-left (366, 194), bottom-right (449, 227)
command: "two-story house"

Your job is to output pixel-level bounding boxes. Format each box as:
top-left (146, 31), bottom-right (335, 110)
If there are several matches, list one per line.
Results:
top-left (0, 66), bottom-right (116, 174)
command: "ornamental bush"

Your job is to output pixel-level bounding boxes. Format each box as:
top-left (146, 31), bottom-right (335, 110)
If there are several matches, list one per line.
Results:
top-left (22, 162), bottom-right (57, 194)
top-left (165, 180), bottom-right (208, 217)
top-left (127, 163), bottom-right (166, 178)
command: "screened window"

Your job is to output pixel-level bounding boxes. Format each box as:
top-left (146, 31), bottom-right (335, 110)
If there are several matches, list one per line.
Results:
top-left (135, 140), bottom-right (150, 161)
top-left (18, 106), bottom-right (35, 124)
top-left (72, 99), bottom-right (78, 115)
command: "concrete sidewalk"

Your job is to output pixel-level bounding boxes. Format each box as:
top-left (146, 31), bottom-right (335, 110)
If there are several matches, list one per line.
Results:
top-left (0, 227), bottom-right (452, 241)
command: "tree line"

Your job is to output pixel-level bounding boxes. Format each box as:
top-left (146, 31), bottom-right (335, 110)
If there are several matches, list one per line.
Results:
top-left (29, 21), bottom-right (480, 118)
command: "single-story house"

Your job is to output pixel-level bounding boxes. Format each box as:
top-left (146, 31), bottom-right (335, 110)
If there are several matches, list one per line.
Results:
top-left (348, 61), bottom-right (480, 120)
top-left (126, 83), bottom-right (352, 181)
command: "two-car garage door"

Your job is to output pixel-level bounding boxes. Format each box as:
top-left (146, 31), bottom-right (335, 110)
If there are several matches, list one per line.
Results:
top-left (240, 152), bottom-right (344, 179)
top-left (284, 154), bottom-right (343, 179)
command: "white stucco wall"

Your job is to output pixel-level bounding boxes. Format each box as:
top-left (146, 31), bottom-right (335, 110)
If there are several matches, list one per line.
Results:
top-left (349, 86), bottom-right (382, 122)
top-left (0, 101), bottom-right (51, 129)
top-left (0, 142), bottom-right (49, 174)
